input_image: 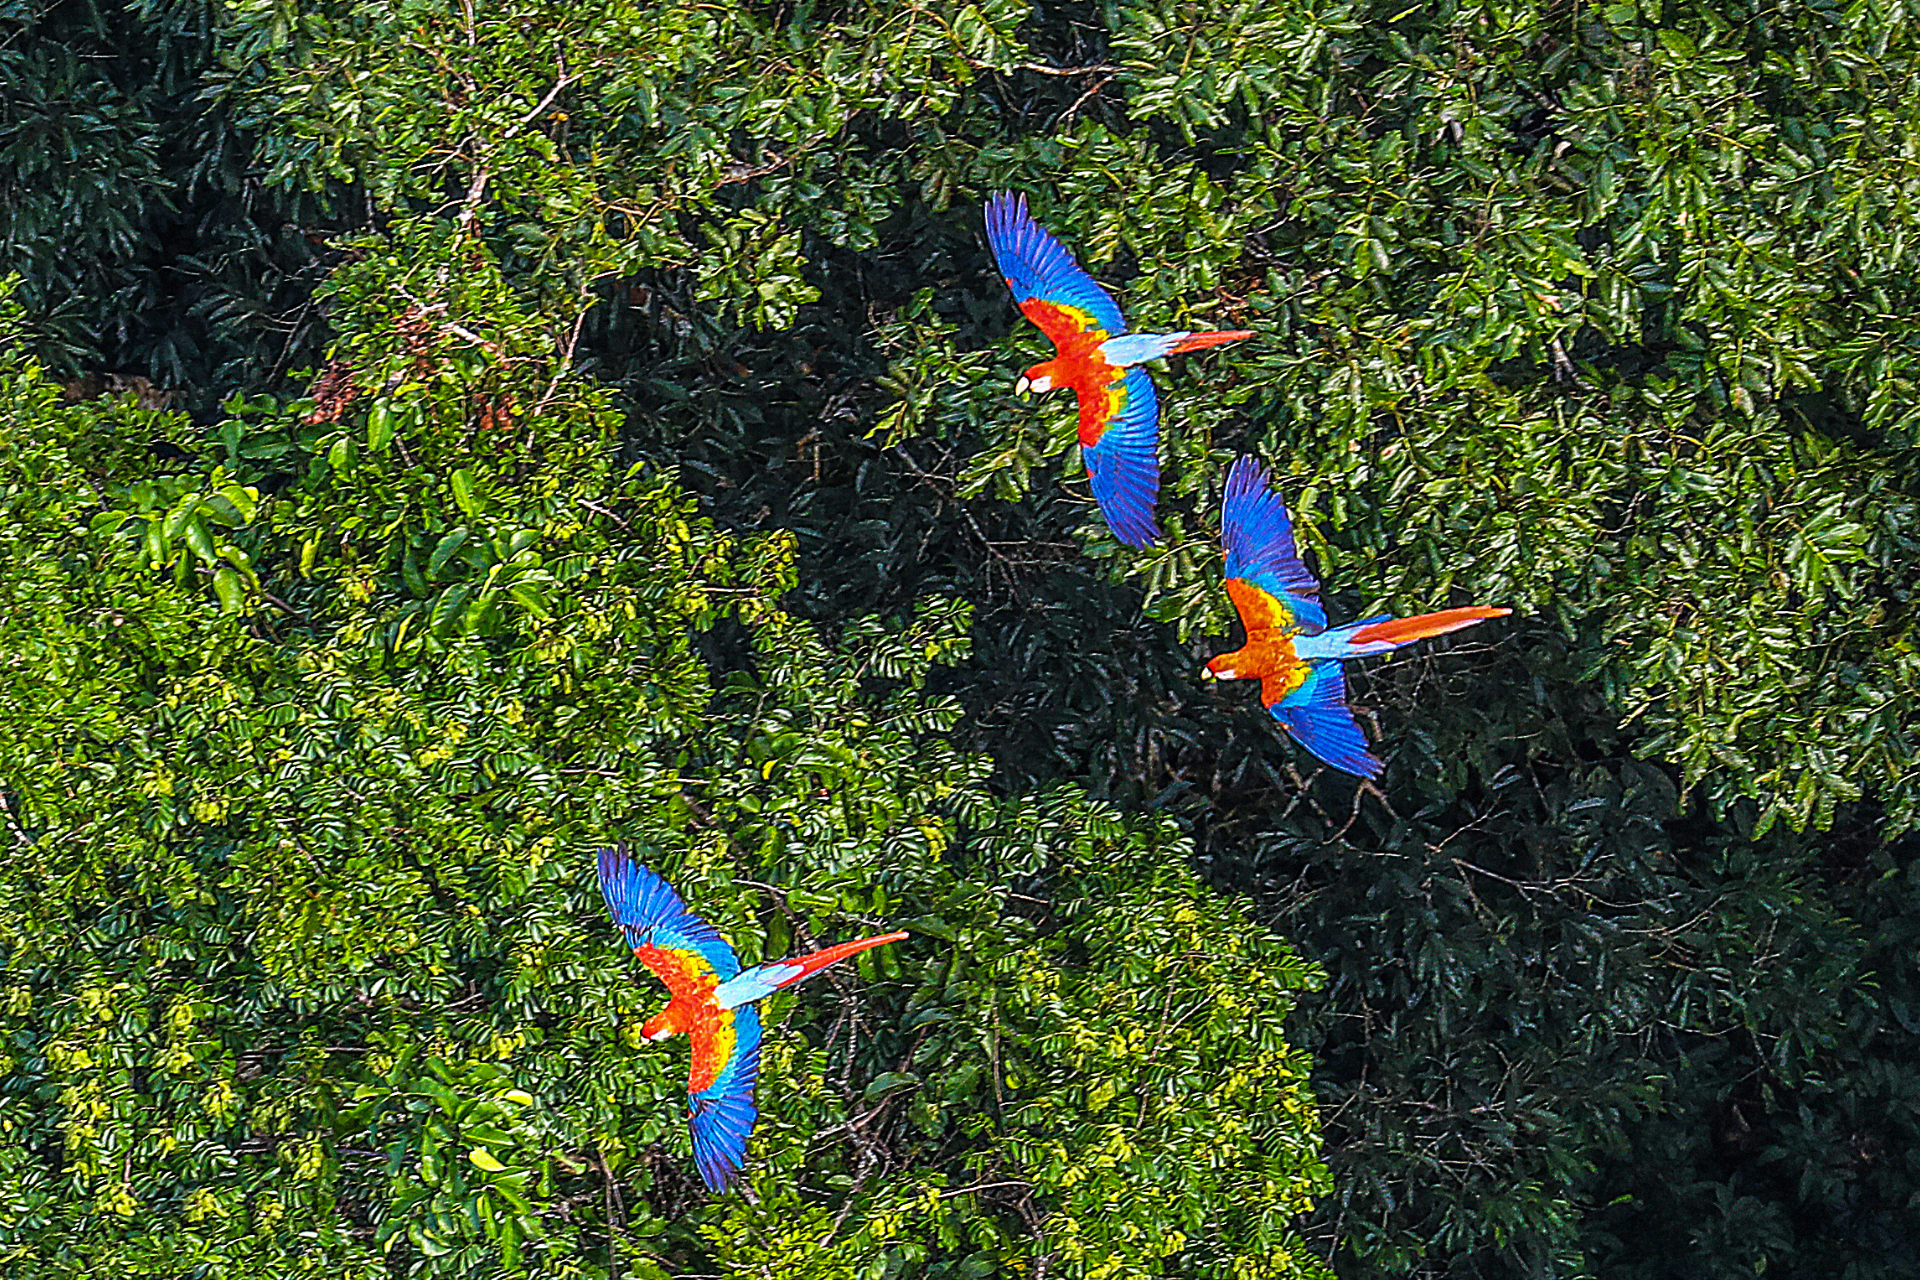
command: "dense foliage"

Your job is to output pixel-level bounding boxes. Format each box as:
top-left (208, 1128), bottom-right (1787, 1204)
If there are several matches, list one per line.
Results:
top-left (5, 0), bottom-right (1920, 1277)
top-left (0, 264), bottom-right (1327, 1278)
top-left (0, 0), bottom-right (337, 390)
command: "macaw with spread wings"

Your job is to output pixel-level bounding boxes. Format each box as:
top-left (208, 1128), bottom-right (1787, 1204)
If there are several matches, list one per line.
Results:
top-left (596, 846), bottom-right (907, 1191)
top-left (1202, 457), bottom-right (1510, 778)
top-left (984, 191), bottom-right (1253, 548)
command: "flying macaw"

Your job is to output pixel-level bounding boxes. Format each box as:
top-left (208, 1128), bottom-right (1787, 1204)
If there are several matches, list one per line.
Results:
top-left (984, 191), bottom-right (1253, 548)
top-left (1202, 456), bottom-right (1510, 778)
top-left (596, 845), bottom-right (907, 1191)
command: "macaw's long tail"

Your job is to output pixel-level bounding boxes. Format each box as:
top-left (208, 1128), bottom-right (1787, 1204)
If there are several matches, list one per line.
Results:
top-left (776, 932), bottom-right (910, 986)
top-left (1167, 329), bottom-right (1254, 354)
top-left (1325, 605), bottom-right (1511, 657)
top-left (714, 931), bottom-right (909, 1009)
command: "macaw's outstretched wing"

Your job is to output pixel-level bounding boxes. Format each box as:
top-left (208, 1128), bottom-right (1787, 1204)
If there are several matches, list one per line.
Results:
top-left (1080, 367), bottom-right (1161, 548)
top-left (687, 1003), bottom-right (762, 1191)
top-left (1221, 456), bottom-right (1327, 636)
top-left (984, 191), bottom-right (1127, 345)
top-left (1265, 661), bottom-right (1383, 779)
top-left (596, 845), bottom-right (741, 982)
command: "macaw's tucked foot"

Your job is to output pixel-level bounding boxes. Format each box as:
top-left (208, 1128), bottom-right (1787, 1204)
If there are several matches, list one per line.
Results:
top-left (1167, 329), bottom-right (1255, 354)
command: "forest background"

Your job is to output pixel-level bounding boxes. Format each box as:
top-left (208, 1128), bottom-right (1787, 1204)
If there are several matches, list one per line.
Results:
top-left (3, 0), bottom-right (1919, 1277)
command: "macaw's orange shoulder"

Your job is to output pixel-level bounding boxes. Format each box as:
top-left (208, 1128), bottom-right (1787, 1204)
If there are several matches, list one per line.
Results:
top-left (1211, 631), bottom-right (1300, 683)
top-left (1020, 298), bottom-right (1110, 351)
top-left (636, 943), bottom-right (723, 1004)
top-left (1227, 577), bottom-right (1313, 638)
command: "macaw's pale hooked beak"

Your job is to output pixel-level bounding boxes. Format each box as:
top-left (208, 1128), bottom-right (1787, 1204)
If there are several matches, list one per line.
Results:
top-left (1014, 375), bottom-right (1032, 394)
top-left (640, 1008), bottom-right (685, 1042)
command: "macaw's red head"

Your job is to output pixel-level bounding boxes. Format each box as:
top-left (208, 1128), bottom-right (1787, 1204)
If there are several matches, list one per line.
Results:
top-left (640, 1004), bottom-right (692, 1042)
top-left (1201, 652), bottom-right (1249, 681)
top-left (1015, 360), bottom-right (1059, 395)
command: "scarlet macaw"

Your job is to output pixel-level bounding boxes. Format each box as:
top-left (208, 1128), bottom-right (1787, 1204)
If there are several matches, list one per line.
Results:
top-left (1202, 457), bottom-right (1510, 778)
top-left (596, 845), bottom-right (907, 1191)
top-left (984, 191), bottom-right (1253, 547)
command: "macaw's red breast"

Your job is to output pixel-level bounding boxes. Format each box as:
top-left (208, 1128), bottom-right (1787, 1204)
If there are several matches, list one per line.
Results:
top-left (1212, 632), bottom-right (1302, 684)
top-left (687, 1003), bottom-right (737, 1095)
top-left (1014, 298), bottom-right (1129, 447)
top-left (1076, 376), bottom-right (1129, 447)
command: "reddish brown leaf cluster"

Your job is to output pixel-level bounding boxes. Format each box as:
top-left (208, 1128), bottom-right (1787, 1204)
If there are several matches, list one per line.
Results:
top-left (302, 360), bottom-right (360, 425)
top-left (396, 306), bottom-right (437, 378)
top-left (61, 373), bottom-right (172, 409)
top-left (473, 390), bottom-right (518, 432)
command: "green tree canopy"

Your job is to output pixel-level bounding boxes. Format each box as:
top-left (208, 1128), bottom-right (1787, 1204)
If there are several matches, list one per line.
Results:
top-left (0, 257), bottom-right (1327, 1276)
top-left (6, 0), bottom-right (1920, 1276)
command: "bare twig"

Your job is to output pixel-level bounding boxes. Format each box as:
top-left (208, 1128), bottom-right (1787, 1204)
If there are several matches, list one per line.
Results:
top-left (259, 589), bottom-right (307, 622)
top-left (511, 71), bottom-right (578, 140)
top-left (1058, 74), bottom-right (1113, 126)
top-left (595, 1147), bottom-right (625, 1280)
top-left (0, 791), bottom-right (33, 850)
top-left (1014, 61), bottom-right (1121, 76)
top-left (534, 295), bottom-right (594, 415)
top-left (578, 499), bottom-right (632, 529)
top-left (939, 1179), bottom-right (1034, 1199)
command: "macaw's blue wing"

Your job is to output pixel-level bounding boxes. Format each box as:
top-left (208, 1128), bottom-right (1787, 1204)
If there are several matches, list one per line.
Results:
top-left (984, 191), bottom-right (1127, 337)
top-left (688, 1004), bottom-right (762, 1191)
top-left (1222, 455), bottom-right (1326, 635)
top-left (1266, 661), bottom-right (1383, 779)
top-left (596, 845), bottom-right (741, 980)
top-left (1081, 367), bottom-right (1161, 547)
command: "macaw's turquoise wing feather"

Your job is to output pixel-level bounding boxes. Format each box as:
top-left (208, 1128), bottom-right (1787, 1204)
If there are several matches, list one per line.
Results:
top-left (1081, 367), bottom-right (1161, 548)
top-left (1221, 456), bottom-right (1328, 635)
top-left (688, 1004), bottom-right (762, 1191)
top-left (596, 846), bottom-right (741, 980)
top-left (984, 191), bottom-right (1127, 337)
top-left (1266, 661), bottom-right (1383, 779)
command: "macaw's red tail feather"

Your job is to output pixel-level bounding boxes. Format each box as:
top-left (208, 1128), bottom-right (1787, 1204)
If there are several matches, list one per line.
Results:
top-left (772, 931), bottom-right (909, 989)
top-left (1168, 329), bottom-right (1254, 354)
top-left (1350, 606), bottom-right (1511, 647)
